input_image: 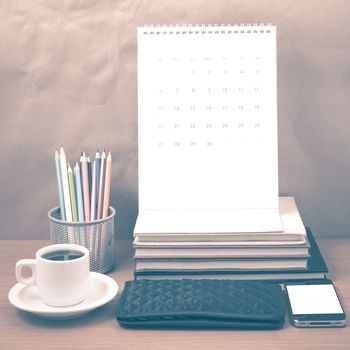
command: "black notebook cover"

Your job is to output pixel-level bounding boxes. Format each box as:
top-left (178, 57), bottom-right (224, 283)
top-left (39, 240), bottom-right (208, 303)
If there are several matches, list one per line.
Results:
top-left (305, 227), bottom-right (328, 274)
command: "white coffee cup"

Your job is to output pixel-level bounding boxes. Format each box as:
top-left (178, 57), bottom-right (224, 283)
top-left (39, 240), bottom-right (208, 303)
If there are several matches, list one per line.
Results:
top-left (16, 244), bottom-right (90, 307)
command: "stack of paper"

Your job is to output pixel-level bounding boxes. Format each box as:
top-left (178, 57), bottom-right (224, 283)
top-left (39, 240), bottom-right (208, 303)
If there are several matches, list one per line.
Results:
top-left (132, 197), bottom-right (324, 281)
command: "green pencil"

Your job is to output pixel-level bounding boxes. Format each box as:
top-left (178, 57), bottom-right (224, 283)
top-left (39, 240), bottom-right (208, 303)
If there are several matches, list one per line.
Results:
top-left (68, 163), bottom-right (78, 222)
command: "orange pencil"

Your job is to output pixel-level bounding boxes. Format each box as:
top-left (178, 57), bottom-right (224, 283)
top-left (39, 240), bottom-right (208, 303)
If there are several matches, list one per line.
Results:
top-left (96, 150), bottom-right (106, 219)
top-left (102, 152), bottom-right (112, 218)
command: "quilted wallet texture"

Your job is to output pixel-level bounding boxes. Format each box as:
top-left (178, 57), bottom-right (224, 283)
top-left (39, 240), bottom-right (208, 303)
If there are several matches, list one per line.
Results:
top-left (116, 279), bottom-right (285, 329)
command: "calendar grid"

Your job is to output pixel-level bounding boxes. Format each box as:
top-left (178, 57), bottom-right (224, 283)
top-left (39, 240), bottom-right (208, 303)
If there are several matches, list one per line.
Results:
top-left (137, 24), bottom-right (279, 214)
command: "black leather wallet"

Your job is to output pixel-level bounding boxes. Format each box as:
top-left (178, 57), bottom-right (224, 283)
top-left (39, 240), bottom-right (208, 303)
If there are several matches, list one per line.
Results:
top-left (116, 279), bottom-right (285, 329)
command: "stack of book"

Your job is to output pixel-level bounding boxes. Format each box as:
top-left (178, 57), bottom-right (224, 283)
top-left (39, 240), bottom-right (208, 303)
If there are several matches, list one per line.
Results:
top-left (133, 197), bottom-right (328, 281)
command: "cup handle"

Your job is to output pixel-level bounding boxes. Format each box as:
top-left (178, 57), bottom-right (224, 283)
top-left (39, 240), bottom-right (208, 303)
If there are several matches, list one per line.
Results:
top-left (16, 259), bottom-right (37, 285)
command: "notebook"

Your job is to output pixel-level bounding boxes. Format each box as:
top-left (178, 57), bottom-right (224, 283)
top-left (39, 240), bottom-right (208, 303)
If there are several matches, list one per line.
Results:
top-left (134, 197), bottom-right (307, 242)
top-left (135, 228), bottom-right (327, 281)
top-left (136, 24), bottom-right (282, 234)
top-left (134, 246), bottom-right (310, 259)
top-left (135, 258), bottom-right (308, 272)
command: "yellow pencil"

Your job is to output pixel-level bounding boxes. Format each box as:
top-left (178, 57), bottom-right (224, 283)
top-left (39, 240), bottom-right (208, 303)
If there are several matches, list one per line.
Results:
top-left (81, 152), bottom-right (90, 221)
top-left (68, 163), bottom-right (78, 222)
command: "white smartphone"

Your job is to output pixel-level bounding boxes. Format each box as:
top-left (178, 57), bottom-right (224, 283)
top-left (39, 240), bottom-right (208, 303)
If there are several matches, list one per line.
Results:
top-left (285, 279), bottom-right (347, 327)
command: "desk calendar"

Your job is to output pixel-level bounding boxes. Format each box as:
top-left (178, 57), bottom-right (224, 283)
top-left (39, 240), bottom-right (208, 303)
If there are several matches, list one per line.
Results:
top-left (135, 24), bottom-right (283, 234)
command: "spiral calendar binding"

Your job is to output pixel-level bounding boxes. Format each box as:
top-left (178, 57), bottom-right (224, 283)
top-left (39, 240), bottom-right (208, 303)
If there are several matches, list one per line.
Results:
top-left (141, 23), bottom-right (274, 35)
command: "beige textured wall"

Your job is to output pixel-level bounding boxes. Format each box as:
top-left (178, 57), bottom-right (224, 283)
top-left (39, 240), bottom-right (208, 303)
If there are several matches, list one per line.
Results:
top-left (0, 0), bottom-right (349, 238)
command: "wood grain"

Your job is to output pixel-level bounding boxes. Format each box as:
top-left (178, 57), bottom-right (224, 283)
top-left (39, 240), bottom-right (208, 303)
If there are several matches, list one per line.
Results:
top-left (0, 239), bottom-right (349, 350)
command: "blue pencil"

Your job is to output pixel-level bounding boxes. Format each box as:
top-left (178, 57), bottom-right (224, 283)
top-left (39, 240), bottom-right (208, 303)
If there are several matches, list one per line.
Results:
top-left (87, 155), bottom-right (92, 199)
top-left (74, 162), bottom-right (85, 222)
top-left (95, 150), bottom-right (101, 212)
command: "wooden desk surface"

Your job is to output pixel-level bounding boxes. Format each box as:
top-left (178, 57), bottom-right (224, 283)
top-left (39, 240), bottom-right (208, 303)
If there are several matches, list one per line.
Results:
top-left (0, 238), bottom-right (349, 350)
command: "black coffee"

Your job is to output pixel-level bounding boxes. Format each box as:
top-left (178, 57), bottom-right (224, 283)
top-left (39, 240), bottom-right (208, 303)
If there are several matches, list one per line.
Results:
top-left (42, 250), bottom-right (84, 261)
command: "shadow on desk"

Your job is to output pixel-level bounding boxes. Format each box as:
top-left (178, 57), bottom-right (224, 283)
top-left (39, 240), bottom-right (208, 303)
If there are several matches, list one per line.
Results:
top-left (15, 297), bottom-right (120, 329)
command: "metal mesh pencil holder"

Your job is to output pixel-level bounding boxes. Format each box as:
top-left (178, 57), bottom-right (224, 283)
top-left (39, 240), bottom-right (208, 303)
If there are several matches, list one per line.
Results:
top-left (48, 207), bottom-right (115, 273)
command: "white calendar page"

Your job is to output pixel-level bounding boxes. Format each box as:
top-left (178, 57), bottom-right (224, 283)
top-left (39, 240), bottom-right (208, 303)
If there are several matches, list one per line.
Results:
top-left (136, 25), bottom-right (282, 233)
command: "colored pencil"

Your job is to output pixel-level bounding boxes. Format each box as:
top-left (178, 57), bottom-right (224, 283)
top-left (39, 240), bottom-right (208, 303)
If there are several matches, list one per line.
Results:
top-left (95, 150), bottom-right (101, 208)
top-left (90, 160), bottom-right (97, 221)
top-left (81, 152), bottom-right (90, 221)
top-left (74, 162), bottom-right (85, 222)
top-left (54, 150), bottom-right (66, 220)
top-left (54, 148), bottom-right (112, 223)
top-left (102, 152), bottom-right (112, 218)
top-left (97, 150), bottom-right (106, 219)
top-left (68, 163), bottom-right (78, 222)
top-left (87, 155), bottom-right (92, 199)
top-left (59, 147), bottom-right (72, 222)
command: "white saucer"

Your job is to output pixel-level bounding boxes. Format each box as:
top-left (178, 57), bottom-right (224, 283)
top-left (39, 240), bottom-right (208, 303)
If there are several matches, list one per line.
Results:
top-left (8, 272), bottom-right (118, 320)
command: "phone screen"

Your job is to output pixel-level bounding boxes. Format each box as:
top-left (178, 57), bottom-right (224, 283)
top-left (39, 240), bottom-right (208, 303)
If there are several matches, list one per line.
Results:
top-left (286, 284), bottom-right (344, 315)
